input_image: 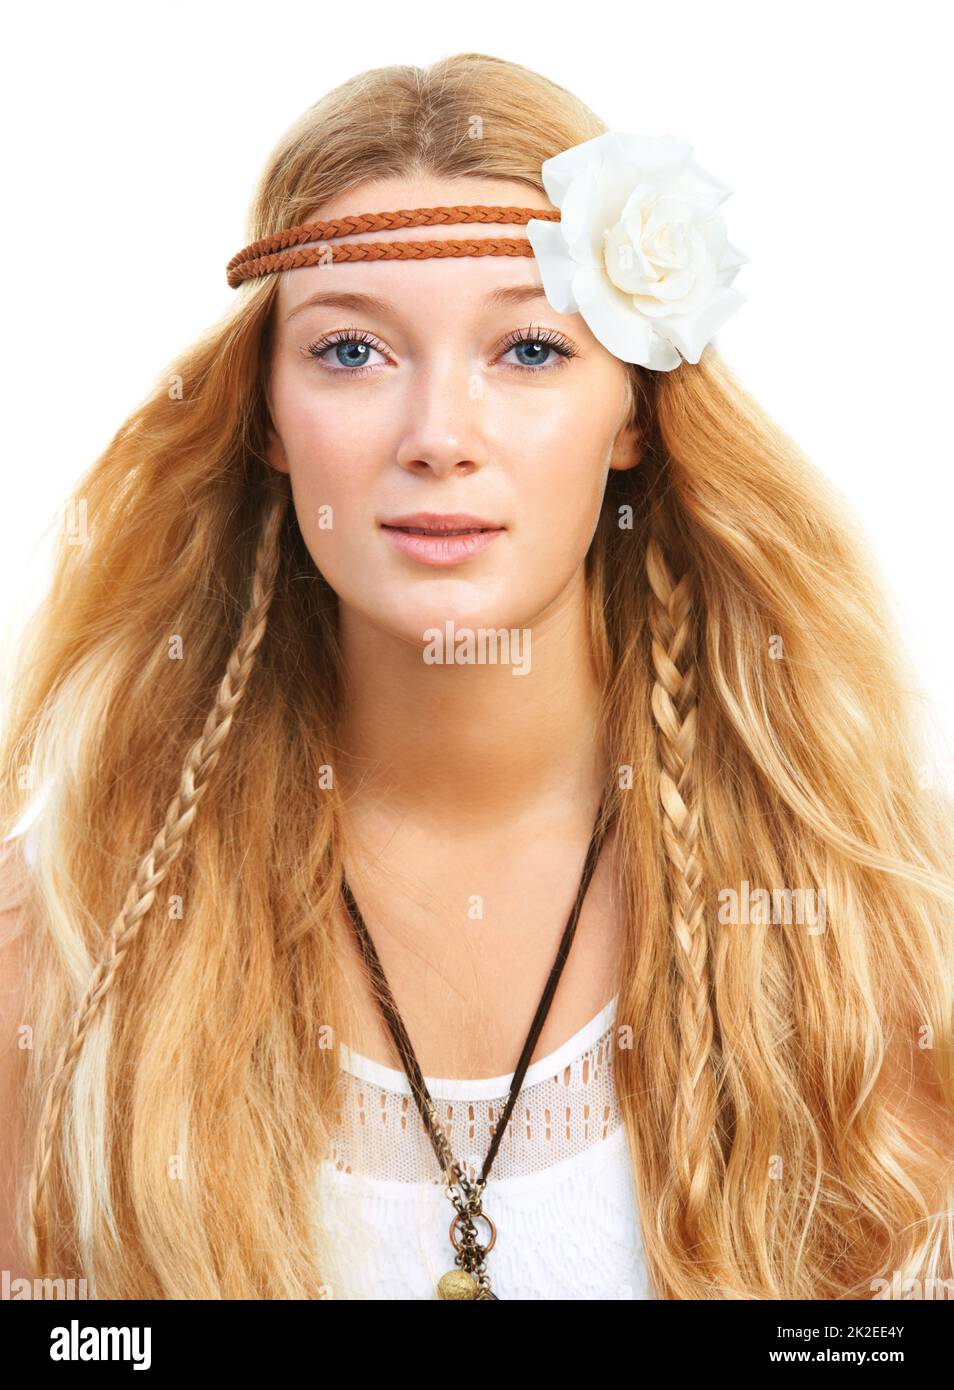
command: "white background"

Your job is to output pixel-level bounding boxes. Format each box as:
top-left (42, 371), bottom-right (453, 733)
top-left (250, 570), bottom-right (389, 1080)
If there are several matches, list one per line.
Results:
top-left (2, 0), bottom-right (951, 781)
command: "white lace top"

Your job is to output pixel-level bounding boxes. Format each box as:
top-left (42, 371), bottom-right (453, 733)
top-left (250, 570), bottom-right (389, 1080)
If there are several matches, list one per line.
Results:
top-left (314, 994), bottom-right (654, 1300)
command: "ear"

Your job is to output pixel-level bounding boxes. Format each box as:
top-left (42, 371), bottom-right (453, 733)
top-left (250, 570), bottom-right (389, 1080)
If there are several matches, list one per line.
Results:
top-left (264, 423), bottom-right (290, 475)
top-left (608, 419), bottom-right (645, 473)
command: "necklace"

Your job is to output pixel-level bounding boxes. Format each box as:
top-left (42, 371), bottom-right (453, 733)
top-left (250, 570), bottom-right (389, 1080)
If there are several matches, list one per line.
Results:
top-left (339, 794), bottom-right (613, 1301)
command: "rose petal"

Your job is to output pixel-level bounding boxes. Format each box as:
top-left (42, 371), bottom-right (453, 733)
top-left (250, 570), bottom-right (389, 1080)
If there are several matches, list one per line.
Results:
top-left (635, 236), bottom-right (715, 313)
top-left (603, 131), bottom-right (692, 181)
top-left (689, 205), bottom-right (729, 266)
top-left (525, 218), bottom-right (580, 313)
top-left (540, 131), bottom-right (619, 206)
top-left (655, 286), bottom-right (747, 363)
top-left (618, 181), bottom-right (655, 227)
top-left (561, 162), bottom-right (610, 265)
top-left (541, 130), bottom-right (693, 209)
top-left (588, 162), bottom-right (645, 262)
top-left (604, 223), bottom-right (657, 295)
top-left (720, 239), bottom-right (750, 272)
top-left (572, 264), bottom-right (683, 367)
top-left (677, 156), bottom-right (735, 208)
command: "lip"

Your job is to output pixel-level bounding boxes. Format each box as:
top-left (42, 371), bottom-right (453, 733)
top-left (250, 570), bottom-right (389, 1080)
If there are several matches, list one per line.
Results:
top-left (380, 512), bottom-right (506, 567)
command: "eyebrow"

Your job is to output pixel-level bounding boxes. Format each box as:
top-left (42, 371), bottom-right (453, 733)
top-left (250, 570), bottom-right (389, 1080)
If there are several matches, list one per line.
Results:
top-left (284, 283), bottom-right (551, 323)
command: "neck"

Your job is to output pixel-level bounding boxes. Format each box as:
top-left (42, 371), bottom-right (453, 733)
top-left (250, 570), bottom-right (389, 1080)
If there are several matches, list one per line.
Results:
top-left (335, 574), bottom-right (607, 833)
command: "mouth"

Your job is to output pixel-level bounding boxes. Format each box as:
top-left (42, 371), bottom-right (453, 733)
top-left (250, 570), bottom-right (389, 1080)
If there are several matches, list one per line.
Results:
top-left (380, 513), bottom-right (506, 567)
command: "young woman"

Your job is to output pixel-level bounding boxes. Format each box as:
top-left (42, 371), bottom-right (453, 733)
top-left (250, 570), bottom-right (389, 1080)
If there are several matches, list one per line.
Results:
top-left (1, 52), bottom-right (952, 1301)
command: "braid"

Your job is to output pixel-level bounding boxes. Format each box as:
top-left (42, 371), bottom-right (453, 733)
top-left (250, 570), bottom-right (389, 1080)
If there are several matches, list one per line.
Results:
top-left (28, 487), bottom-right (290, 1277)
top-left (645, 529), bottom-right (721, 1247)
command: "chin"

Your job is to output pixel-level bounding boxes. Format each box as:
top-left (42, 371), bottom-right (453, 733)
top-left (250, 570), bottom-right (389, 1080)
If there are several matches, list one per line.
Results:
top-left (391, 600), bottom-right (526, 648)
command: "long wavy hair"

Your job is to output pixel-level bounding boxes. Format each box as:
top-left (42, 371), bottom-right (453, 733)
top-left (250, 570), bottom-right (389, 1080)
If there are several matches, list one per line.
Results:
top-left (2, 52), bottom-right (953, 1300)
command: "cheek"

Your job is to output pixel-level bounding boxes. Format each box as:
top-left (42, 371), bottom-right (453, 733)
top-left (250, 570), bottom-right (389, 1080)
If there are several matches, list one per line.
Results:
top-left (273, 385), bottom-right (377, 526)
top-left (520, 474), bottom-right (606, 588)
top-left (507, 407), bottom-right (612, 548)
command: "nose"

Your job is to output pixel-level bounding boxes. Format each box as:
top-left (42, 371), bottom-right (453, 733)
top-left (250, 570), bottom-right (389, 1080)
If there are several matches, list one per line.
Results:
top-left (394, 355), bottom-right (489, 479)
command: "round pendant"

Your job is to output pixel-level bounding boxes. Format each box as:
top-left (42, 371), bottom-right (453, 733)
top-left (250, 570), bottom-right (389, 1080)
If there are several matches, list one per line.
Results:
top-left (437, 1269), bottom-right (479, 1300)
top-left (449, 1209), bottom-right (497, 1255)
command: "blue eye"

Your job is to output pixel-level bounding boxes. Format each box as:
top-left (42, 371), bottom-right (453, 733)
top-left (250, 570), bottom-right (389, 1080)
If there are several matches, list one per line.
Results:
top-left (304, 330), bottom-right (386, 376)
top-left (328, 341), bottom-right (374, 369)
top-left (498, 325), bottom-right (578, 372)
top-left (509, 342), bottom-right (550, 367)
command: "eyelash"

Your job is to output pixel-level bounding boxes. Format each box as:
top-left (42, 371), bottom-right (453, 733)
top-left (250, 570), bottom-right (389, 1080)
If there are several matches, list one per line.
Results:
top-left (301, 323), bottom-right (579, 377)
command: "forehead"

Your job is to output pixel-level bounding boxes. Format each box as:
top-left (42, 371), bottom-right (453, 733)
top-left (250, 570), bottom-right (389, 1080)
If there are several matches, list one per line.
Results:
top-left (277, 174), bottom-right (557, 321)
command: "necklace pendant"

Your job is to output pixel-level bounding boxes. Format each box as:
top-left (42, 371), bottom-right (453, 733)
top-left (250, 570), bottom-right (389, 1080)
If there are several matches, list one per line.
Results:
top-left (437, 1269), bottom-right (480, 1300)
top-left (440, 1193), bottom-right (499, 1300)
top-left (435, 1269), bottom-right (500, 1300)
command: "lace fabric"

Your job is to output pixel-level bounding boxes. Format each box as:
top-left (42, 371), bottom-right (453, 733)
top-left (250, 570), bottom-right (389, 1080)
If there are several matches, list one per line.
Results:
top-left (325, 995), bottom-right (621, 1185)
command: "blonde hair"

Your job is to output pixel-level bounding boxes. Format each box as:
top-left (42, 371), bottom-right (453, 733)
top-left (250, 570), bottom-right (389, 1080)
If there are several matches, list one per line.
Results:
top-left (2, 52), bottom-right (953, 1299)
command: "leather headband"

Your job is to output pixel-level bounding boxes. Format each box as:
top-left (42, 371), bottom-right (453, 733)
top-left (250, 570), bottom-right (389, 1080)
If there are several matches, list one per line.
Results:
top-left (225, 204), bottom-right (561, 288)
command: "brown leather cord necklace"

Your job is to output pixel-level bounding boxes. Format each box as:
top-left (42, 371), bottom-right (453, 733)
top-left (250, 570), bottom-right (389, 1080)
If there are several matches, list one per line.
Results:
top-left (339, 793), bottom-right (613, 1300)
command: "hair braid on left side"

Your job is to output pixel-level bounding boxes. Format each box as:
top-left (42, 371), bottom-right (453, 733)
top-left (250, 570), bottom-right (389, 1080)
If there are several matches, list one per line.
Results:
top-left (28, 486), bottom-right (291, 1277)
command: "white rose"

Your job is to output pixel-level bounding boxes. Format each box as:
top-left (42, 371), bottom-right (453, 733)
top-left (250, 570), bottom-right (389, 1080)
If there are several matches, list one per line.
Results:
top-left (525, 131), bottom-right (749, 370)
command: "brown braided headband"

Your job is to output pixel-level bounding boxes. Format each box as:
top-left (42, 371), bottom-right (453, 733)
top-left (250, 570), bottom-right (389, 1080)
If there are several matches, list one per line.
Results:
top-left (226, 205), bottom-right (561, 288)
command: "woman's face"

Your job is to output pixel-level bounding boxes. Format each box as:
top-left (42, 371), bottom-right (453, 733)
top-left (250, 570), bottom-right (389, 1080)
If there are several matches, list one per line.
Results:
top-left (264, 175), bottom-right (641, 643)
